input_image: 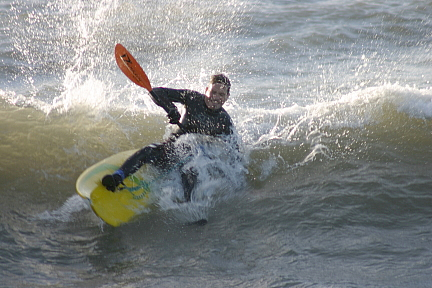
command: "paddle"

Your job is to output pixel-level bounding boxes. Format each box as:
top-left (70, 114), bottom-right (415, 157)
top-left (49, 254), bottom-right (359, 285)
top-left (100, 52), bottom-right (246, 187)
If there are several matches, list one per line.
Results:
top-left (114, 43), bottom-right (183, 129)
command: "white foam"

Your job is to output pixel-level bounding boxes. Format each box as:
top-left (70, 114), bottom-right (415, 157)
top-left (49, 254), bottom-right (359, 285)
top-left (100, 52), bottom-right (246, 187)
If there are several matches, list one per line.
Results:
top-left (36, 195), bottom-right (89, 223)
top-left (328, 84), bottom-right (432, 125)
top-left (154, 134), bottom-right (247, 222)
top-left (237, 84), bottom-right (432, 147)
top-left (233, 84), bottom-right (432, 182)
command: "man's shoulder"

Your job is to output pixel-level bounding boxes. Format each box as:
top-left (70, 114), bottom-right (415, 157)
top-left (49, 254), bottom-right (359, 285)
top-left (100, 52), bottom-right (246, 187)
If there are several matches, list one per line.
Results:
top-left (171, 89), bottom-right (204, 100)
top-left (153, 87), bottom-right (198, 95)
top-left (184, 89), bottom-right (204, 98)
top-left (220, 107), bottom-right (231, 117)
top-left (219, 108), bottom-right (233, 125)
top-left (153, 87), bottom-right (204, 103)
top-left (181, 90), bottom-right (206, 106)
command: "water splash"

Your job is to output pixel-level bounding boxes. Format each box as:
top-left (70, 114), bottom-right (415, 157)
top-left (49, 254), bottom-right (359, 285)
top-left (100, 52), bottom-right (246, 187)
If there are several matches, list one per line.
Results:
top-left (36, 195), bottom-right (89, 223)
top-left (6, 0), bottom-right (249, 115)
top-left (154, 133), bottom-right (247, 223)
top-left (238, 84), bottom-right (432, 183)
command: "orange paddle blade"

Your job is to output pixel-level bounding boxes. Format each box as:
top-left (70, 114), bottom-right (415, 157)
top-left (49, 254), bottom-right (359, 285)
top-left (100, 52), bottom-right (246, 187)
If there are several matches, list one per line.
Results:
top-left (115, 43), bottom-right (153, 92)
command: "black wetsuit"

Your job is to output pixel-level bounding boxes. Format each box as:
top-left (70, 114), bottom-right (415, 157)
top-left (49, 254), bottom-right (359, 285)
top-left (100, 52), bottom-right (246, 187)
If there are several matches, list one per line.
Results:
top-left (115, 87), bottom-right (234, 201)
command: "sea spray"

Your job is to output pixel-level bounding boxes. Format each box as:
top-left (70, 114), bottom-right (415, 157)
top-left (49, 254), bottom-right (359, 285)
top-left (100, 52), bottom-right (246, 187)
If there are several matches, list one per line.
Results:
top-left (154, 133), bottom-right (247, 223)
top-left (36, 194), bottom-right (89, 223)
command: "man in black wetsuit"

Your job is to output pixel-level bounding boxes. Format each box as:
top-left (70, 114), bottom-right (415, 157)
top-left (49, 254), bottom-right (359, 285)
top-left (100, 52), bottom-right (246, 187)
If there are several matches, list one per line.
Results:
top-left (102, 74), bottom-right (234, 202)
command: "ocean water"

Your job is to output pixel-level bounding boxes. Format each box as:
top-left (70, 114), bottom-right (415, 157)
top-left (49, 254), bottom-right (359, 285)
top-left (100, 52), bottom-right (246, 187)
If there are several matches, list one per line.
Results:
top-left (1, 0), bottom-right (432, 287)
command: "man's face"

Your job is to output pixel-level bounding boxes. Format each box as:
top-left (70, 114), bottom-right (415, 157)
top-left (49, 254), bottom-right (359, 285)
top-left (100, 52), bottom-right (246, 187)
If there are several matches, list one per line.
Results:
top-left (204, 83), bottom-right (230, 110)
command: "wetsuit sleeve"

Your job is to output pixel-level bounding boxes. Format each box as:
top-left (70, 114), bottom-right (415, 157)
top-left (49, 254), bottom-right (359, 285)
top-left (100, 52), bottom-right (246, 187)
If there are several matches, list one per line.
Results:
top-left (147, 89), bottom-right (178, 116)
top-left (152, 87), bottom-right (191, 104)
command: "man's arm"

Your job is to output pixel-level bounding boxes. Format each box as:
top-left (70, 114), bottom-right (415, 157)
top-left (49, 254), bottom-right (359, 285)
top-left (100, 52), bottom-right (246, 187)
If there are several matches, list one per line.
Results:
top-left (152, 88), bottom-right (191, 104)
top-left (149, 88), bottom-right (186, 124)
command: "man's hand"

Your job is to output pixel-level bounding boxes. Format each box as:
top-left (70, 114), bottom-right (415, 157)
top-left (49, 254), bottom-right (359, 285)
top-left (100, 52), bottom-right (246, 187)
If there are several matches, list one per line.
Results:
top-left (102, 174), bottom-right (123, 192)
top-left (167, 108), bottom-right (181, 124)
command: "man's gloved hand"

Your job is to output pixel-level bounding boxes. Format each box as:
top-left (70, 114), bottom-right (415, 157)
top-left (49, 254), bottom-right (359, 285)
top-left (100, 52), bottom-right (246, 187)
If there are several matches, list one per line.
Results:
top-left (167, 108), bottom-right (181, 124)
top-left (102, 173), bottom-right (123, 192)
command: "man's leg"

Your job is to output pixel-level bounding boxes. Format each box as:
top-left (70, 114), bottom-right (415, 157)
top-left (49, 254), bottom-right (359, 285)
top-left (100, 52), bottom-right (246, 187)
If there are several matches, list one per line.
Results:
top-left (102, 142), bottom-right (171, 192)
top-left (120, 144), bottom-right (163, 176)
top-left (181, 168), bottom-right (197, 202)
